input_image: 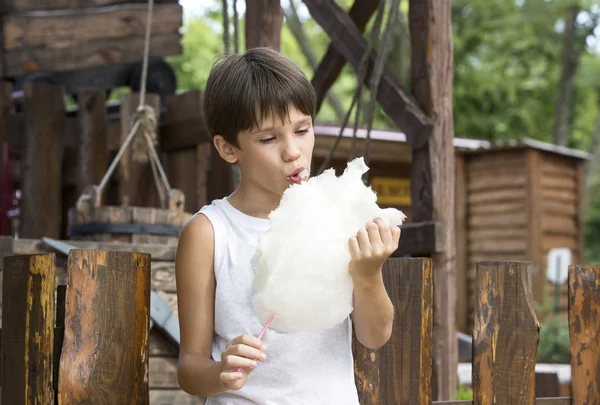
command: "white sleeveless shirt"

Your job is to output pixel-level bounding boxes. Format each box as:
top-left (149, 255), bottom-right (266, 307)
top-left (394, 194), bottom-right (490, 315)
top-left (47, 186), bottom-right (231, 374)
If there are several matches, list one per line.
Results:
top-left (197, 198), bottom-right (360, 405)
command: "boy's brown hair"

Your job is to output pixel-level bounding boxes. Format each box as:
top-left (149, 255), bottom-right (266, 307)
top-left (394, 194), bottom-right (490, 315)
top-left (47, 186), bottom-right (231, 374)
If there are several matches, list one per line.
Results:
top-left (203, 47), bottom-right (316, 147)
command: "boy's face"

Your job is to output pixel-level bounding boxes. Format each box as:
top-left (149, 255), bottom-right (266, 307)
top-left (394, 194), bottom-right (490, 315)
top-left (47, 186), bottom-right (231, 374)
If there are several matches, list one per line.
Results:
top-left (230, 106), bottom-right (315, 197)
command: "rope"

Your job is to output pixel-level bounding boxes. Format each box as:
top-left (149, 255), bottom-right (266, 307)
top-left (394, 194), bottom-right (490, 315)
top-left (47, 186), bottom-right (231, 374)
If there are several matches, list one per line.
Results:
top-left (363, 0), bottom-right (400, 168)
top-left (348, 0), bottom-right (386, 160)
top-left (138, 0), bottom-right (154, 108)
top-left (94, 0), bottom-right (172, 205)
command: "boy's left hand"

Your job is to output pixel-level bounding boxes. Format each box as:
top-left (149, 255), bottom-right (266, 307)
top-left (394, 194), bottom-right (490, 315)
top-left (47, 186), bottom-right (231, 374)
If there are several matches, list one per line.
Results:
top-left (348, 217), bottom-right (401, 280)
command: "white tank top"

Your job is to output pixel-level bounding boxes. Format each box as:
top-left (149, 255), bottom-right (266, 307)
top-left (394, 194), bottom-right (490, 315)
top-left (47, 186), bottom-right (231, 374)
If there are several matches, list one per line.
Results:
top-left (197, 198), bottom-right (360, 405)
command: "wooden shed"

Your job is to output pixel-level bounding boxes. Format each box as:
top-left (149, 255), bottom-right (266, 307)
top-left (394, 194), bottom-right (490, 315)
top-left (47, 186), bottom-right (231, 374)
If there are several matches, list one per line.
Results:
top-left (454, 139), bottom-right (588, 333)
top-left (311, 126), bottom-right (588, 333)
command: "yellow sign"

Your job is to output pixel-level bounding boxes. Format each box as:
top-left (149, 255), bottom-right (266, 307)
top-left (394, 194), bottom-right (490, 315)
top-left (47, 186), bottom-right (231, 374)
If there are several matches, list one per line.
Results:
top-left (371, 177), bottom-right (411, 206)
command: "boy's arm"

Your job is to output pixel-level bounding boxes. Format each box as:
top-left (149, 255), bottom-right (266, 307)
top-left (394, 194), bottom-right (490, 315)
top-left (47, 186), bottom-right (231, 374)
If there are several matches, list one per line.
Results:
top-left (175, 214), bottom-right (228, 397)
top-left (349, 218), bottom-right (399, 350)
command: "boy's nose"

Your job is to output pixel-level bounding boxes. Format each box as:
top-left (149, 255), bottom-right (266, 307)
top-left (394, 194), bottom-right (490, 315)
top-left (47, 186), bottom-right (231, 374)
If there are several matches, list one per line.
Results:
top-left (282, 141), bottom-right (302, 162)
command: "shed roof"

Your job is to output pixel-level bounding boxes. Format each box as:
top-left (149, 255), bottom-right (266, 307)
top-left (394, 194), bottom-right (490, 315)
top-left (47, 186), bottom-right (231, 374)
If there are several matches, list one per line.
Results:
top-left (313, 124), bottom-right (589, 160)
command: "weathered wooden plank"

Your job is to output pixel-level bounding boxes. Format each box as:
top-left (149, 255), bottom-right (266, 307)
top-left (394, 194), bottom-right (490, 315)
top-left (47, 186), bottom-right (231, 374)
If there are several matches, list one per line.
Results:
top-left (1, 236), bottom-right (177, 260)
top-left (472, 261), bottom-right (540, 405)
top-left (353, 257), bottom-right (432, 404)
top-left (432, 400), bottom-right (571, 405)
top-left (4, 3), bottom-right (182, 50)
top-left (1, 254), bottom-right (56, 404)
top-left (302, 0), bottom-right (433, 148)
top-left (58, 250), bottom-right (150, 404)
top-left (310, 0), bottom-right (379, 112)
top-left (20, 82), bottom-right (65, 239)
top-left (165, 91), bottom-right (207, 213)
top-left (568, 264), bottom-right (600, 405)
top-left (4, 33), bottom-right (181, 79)
top-left (119, 92), bottom-right (161, 207)
top-left (3, 0), bottom-right (178, 12)
top-left (76, 87), bottom-right (108, 197)
top-left (160, 117), bottom-right (210, 152)
top-left (245, 0), bottom-right (283, 50)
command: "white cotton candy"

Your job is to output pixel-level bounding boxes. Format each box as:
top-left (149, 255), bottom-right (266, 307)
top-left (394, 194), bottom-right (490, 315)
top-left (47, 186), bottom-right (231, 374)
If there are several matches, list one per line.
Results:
top-left (252, 157), bottom-right (406, 333)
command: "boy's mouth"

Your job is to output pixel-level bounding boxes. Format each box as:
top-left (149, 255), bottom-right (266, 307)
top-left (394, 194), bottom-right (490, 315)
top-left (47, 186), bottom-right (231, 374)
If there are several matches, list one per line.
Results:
top-left (287, 167), bottom-right (309, 184)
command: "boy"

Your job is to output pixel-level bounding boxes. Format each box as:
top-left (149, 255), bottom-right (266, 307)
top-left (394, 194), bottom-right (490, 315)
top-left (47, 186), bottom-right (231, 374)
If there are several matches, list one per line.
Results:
top-left (175, 47), bottom-right (399, 404)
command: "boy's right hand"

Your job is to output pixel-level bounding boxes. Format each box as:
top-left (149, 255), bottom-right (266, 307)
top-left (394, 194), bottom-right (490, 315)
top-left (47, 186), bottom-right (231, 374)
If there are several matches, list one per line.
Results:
top-left (219, 334), bottom-right (267, 391)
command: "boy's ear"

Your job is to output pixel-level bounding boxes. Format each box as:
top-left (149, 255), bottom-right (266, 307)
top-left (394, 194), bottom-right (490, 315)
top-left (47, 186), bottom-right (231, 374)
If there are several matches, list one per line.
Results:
top-left (213, 135), bottom-right (238, 164)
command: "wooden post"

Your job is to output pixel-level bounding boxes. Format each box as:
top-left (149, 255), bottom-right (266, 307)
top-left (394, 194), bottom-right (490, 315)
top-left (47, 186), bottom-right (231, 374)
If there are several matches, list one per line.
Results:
top-left (119, 92), bottom-right (161, 207)
top-left (353, 258), bottom-right (433, 404)
top-left (165, 91), bottom-right (209, 212)
top-left (20, 82), bottom-right (65, 239)
top-left (454, 152), bottom-right (468, 334)
top-left (76, 87), bottom-right (108, 198)
top-left (58, 249), bottom-right (151, 404)
top-left (245, 0), bottom-right (283, 50)
top-left (408, 0), bottom-right (457, 399)
top-left (1, 253), bottom-right (56, 404)
top-left (472, 261), bottom-right (540, 405)
top-left (0, 81), bottom-right (11, 145)
top-left (525, 149), bottom-right (542, 303)
top-left (568, 264), bottom-right (600, 405)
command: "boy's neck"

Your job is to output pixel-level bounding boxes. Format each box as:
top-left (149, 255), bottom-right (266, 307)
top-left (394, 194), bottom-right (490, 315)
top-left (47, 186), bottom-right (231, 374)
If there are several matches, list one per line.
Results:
top-left (226, 182), bottom-right (282, 219)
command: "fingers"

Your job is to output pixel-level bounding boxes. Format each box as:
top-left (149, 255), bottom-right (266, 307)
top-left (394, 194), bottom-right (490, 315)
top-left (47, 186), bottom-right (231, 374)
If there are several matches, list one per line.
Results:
top-left (391, 225), bottom-right (401, 246)
top-left (374, 218), bottom-right (393, 246)
top-left (349, 236), bottom-right (360, 259)
top-left (228, 334), bottom-right (266, 352)
top-left (366, 221), bottom-right (383, 246)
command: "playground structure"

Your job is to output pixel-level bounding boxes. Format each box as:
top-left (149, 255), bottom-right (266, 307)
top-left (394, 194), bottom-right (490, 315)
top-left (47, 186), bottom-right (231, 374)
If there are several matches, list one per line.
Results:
top-left (0, 0), bottom-right (594, 402)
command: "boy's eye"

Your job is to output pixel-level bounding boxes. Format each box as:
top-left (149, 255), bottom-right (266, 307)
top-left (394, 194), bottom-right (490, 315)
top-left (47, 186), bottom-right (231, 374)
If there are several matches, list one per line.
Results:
top-left (260, 137), bottom-right (276, 144)
top-left (296, 128), bottom-right (309, 134)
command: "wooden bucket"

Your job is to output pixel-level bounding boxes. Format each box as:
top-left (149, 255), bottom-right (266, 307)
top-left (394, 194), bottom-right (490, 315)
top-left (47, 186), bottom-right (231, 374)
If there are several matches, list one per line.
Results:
top-left (67, 186), bottom-right (192, 244)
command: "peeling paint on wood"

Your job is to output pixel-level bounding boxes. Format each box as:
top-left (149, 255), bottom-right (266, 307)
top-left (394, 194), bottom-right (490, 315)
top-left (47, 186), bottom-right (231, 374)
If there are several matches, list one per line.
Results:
top-left (568, 264), bottom-right (600, 405)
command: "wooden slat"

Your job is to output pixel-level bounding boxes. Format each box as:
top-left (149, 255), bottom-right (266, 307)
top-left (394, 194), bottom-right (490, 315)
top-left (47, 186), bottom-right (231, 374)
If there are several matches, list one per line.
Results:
top-left (468, 228), bottom-right (527, 241)
top-left (468, 201), bottom-right (526, 215)
top-left (302, 0), bottom-right (433, 148)
top-left (4, 3), bottom-right (181, 50)
top-left (390, 221), bottom-right (444, 256)
top-left (526, 149), bottom-right (543, 303)
top-left (568, 264), bottom-right (600, 405)
top-left (310, 0), bottom-right (379, 112)
top-left (468, 173), bottom-right (526, 192)
top-left (160, 117), bottom-right (210, 152)
top-left (455, 154), bottom-right (468, 333)
top-left (353, 257), bottom-right (432, 404)
top-left (3, 0), bottom-right (179, 12)
top-left (576, 161), bottom-right (585, 264)
top-left (5, 33), bottom-right (181, 79)
top-left (58, 250), bottom-right (150, 404)
top-left (468, 188), bottom-right (526, 204)
top-left (472, 261), bottom-right (540, 405)
top-left (542, 200), bottom-right (577, 216)
top-left (469, 239), bottom-right (527, 254)
top-left (541, 188), bottom-right (576, 203)
top-left (541, 175), bottom-right (575, 191)
top-left (542, 216), bottom-right (577, 234)
top-left (20, 82), bottom-right (65, 239)
top-left (1, 254), bottom-right (56, 404)
top-left (76, 87), bottom-right (108, 197)
top-left (119, 92), bottom-right (161, 207)
top-left (468, 213), bottom-right (526, 228)
top-left (433, 400), bottom-right (571, 405)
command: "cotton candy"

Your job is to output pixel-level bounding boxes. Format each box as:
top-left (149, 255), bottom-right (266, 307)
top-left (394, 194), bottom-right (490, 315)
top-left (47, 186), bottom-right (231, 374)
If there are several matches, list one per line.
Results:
top-left (252, 157), bottom-right (406, 333)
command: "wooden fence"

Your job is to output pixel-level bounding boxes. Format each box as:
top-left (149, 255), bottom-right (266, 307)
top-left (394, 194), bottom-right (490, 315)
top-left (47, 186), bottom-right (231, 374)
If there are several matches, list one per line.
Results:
top-left (0, 253), bottom-right (596, 403)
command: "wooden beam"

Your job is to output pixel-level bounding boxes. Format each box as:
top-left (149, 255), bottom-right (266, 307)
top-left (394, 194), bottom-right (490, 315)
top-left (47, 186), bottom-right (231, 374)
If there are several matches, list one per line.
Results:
top-left (310, 0), bottom-right (379, 113)
top-left (58, 249), bottom-right (150, 403)
top-left (408, 0), bottom-right (457, 400)
top-left (4, 33), bottom-right (181, 77)
top-left (165, 90), bottom-right (208, 212)
top-left (160, 118), bottom-right (210, 152)
top-left (76, 87), bottom-right (108, 198)
top-left (568, 264), bottom-right (600, 405)
top-left (353, 257), bottom-right (433, 404)
top-left (392, 221), bottom-right (444, 257)
top-left (3, 0), bottom-right (179, 12)
top-left (472, 261), bottom-right (539, 405)
top-left (302, 0), bottom-right (433, 148)
top-left (245, 0), bottom-right (283, 50)
top-left (20, 82), bottom-right (65, 239)
top-left (3, 3), bottom-right (181, 51)
top-left (1, 254), bottom-right (56, 404)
